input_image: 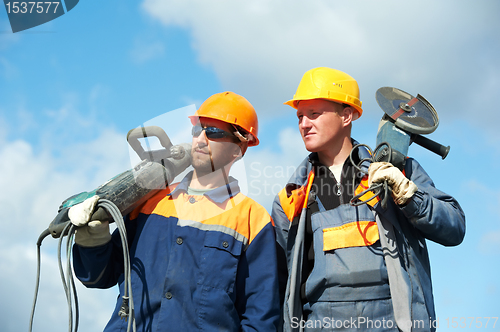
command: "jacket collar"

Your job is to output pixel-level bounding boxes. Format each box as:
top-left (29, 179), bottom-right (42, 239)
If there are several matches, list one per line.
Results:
top-left (287, 138), bottom-right (371, 186)
top-left (169, 170), bottom-right (241, 203)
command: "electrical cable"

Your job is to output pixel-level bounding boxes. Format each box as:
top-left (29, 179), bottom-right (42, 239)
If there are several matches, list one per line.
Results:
top-left (29, 199), bottom-right (136, 332)
top-left (349, 142), bottom-right (392, 209)
top-left (29, 229), bottom-right (50, 332)
top-left (66, 229), bottom-right (80, 332)
top-left (98, 199), bottom-right (136, 332)
top-left (57, 221), bottom-right (75, 332)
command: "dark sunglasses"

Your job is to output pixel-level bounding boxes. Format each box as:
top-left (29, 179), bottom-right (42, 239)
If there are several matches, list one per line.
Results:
top-left (191, 125), bottom-right (236, 140)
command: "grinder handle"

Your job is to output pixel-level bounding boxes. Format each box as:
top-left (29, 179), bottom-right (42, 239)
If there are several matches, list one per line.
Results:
top-left (48, 206), bottom-right (112, 238)
top-left (411, 134), bottom-right (450, 160)
top-left (127, 126), bottom-right (173, 160)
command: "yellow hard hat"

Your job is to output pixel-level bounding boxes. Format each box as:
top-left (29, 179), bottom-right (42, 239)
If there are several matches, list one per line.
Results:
top-left (284, 67), bottom-right (363, 120)
top-left (189, 91), bottom-right (259, 146)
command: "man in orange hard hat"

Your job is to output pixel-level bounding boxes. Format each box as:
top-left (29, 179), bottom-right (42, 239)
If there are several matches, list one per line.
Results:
top-left (272, 67), bottom-right (465, 331)
top-left (71, 92), bottom-right (280, 331)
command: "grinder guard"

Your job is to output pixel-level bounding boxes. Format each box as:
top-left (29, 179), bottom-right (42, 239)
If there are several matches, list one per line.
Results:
top-left (374, 87), bottom-right (450, 170)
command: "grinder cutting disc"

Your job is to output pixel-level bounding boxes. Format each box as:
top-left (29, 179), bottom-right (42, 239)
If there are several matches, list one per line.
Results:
top-left (376, 87), bottom-right (439, 135)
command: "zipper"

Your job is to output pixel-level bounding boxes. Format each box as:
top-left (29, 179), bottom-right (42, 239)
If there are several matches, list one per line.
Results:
top-left (337, 175), bottom-right (344, 205)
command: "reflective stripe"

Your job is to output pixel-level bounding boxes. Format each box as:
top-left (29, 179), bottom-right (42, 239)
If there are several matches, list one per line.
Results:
top-left (81, 266), bottom-right (108, 286)
top-left (323, 220), bottom-right (379, 251)
top-left (302, 170), bottom-right (315, 209)
top-left (354, 175), bottom-right (380, 207)
top-left (177, 218), bottom-right (249, 248)
top-left (130, 185), bottom-right (269, 246)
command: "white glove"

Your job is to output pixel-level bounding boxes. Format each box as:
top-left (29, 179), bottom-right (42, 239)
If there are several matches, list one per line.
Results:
top-left (69, 195), bottom-right (111, 247)
top-left (368, 162), bottom-right (418, 206)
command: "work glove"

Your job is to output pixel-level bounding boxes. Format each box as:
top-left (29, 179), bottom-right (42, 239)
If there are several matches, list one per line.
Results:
top-left (68, 195), bottom-right (111, 247)
top-left (368, 162), bottom-right (418, 206)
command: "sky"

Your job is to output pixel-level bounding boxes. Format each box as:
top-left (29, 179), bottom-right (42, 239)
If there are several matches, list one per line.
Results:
top-left (1, 1), bottom-right (499, 331)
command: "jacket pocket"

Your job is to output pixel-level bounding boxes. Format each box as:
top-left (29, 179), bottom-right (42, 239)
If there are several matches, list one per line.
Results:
top-left (199, 231), bottom-right (243, 292)
top-left (323, 220), bottom-right (379, 251)
top-left (309, 205), bottom-right (389, 294)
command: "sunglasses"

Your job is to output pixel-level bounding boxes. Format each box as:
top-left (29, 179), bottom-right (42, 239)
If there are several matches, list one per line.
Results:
top-left (191, 125), bottom-right (236, 140)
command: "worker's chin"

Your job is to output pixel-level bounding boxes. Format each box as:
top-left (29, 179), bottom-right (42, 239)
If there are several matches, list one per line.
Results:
top-left (192, 159), bottom-right (212, 173)
top-left (193, 160), bottom-right (233, 177)
top-left (304, 142), bottom-right (320, 153)
top-left (302, 137), bottom-right (316, 151)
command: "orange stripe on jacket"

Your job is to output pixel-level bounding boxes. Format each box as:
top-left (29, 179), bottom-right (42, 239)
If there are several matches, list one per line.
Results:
top-left (278, 170), bottom-right (315, 222)
top-left (323, 221), bottom-right (379, 251)
top-left (129, 184), bottom-right (177, 220)
top-left (130, 184), bottom-right (270, 246)
top-left (354, 175), bottom-right (380, 207)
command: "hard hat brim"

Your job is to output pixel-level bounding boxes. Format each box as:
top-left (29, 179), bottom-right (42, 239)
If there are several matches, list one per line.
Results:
top-left (283, 98), bottom-right (363, 120)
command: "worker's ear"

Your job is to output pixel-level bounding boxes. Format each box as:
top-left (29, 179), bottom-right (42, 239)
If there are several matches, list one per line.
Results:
top-left (235, 142), bottom-right (248, 159)
top-left (341, 106), bottom-right (353, 128)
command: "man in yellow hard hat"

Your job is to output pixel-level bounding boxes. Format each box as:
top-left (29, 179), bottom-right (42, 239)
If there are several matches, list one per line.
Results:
top-left (272, 67), bottom-right (465, 331)
top-left (71, 92), bottom-right (280, 331)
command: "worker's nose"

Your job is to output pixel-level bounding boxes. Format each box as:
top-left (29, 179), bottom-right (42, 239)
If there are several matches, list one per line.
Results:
top-left (299, 115), bottom-right (312, 130)
top-left (193, 129), bottom-right (209, 146)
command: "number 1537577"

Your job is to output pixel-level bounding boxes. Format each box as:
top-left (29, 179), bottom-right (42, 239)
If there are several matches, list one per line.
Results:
top-left (5, 2), bottom-right (60, 14)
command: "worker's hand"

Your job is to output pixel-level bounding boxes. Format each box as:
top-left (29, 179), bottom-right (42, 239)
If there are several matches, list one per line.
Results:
top-left (368, 162), bottom-right (418, 206)
top-left (69, 195), bottom-right (99, 226)
top-left (69, 195), bottom-right (111, 247)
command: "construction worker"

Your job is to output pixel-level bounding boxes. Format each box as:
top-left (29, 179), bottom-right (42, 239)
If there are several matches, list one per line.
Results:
top-left (272, 67), bottom-right (466, 331)
top-left (70, 92), bottom-right (280, 331)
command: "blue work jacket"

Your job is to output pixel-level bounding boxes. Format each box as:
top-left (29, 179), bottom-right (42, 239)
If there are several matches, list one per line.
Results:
top-left (73, 173), bottom-right (280, 331)
top-left (272, 145), bottom-right (466, 332)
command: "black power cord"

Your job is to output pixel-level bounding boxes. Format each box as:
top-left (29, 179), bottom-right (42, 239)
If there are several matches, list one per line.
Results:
top-left (29, 199), bottom-right (135, 332)
top-left (349, 142), bottom-right (393, 209)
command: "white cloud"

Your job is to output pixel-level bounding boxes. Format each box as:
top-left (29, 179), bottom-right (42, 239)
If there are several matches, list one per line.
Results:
top-left (0, 130), bottom-right (130, 237)
top-left (42, 92), bottom-right (94, 130)
top-left (0, 116), bottom-right (129, 332)
top-left (0, 242), bottom-right (117, 332)
top-left (141, 0), bottom-right (500, 131)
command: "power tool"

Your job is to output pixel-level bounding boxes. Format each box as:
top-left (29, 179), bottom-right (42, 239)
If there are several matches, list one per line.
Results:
top-left (30, 125), bottom-right (192, 332)
top-left (351, 87), bottom-right (450, 207)
top-left (48, 125), bottom-right (192, 237)
top-left (373, 86), bottom-right (449, 169)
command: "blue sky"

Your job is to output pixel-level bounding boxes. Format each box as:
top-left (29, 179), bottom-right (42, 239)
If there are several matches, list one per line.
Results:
top-left (1, 1), bottom-right (499, 331)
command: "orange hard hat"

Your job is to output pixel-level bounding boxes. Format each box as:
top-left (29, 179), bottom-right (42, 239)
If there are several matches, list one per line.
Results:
top-left (189, 91), bottom-right (259, 146)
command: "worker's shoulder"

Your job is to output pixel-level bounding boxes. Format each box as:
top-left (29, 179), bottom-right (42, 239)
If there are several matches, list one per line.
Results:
top-left (233, 192), bottom-right (270, 217)
top-left (228, 193), bottom-right (274, 245)
top-left (129, 183), bottom-right (179, 219)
